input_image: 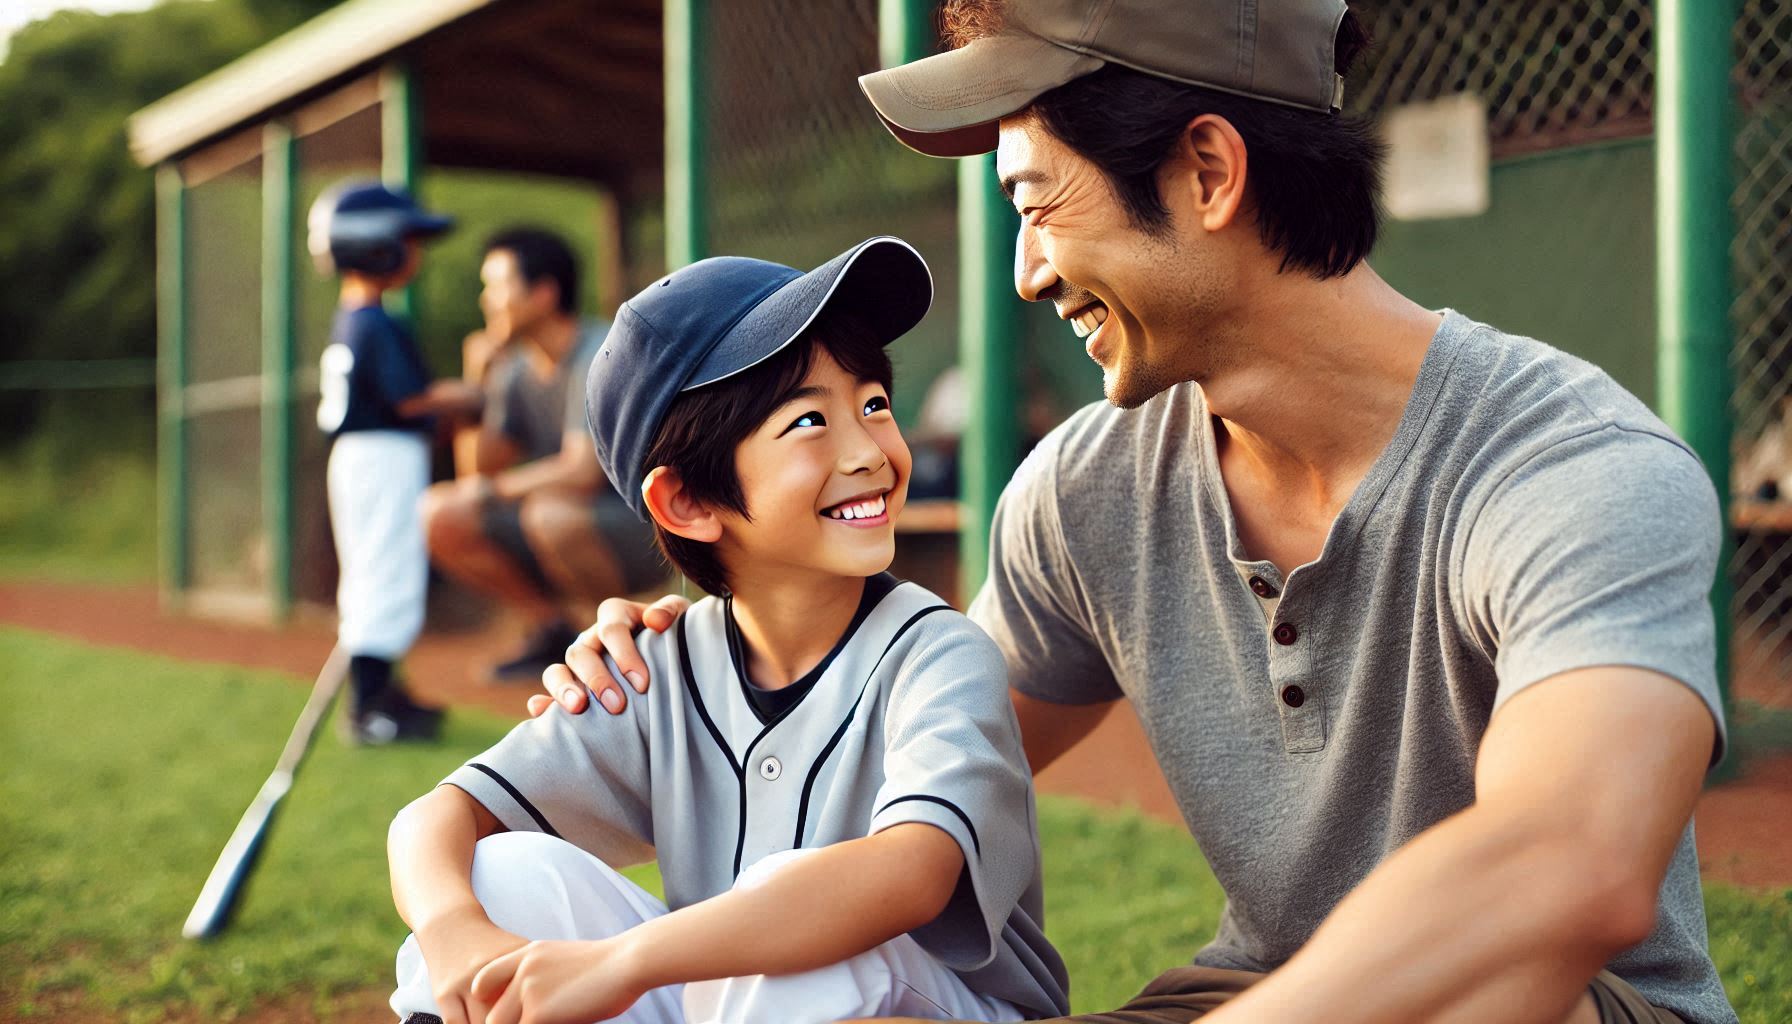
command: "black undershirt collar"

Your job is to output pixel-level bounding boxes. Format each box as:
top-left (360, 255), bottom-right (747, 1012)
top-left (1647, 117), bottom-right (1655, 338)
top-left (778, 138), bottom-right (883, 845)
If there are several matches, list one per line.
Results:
top-left (725, 573), bottom-right (901, 722)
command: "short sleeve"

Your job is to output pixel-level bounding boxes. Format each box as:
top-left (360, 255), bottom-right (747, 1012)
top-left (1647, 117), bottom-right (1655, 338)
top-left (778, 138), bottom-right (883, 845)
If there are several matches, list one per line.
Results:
top-left (564, 322), bottom-right (608, 437)
top-left (441, 651), bottom-right (656, 863)
top-left (1462, 426), bottom-right (1727, 762)
top-left (968, 435), bottom-right (1121, 704)
top-left (484, 356), bottom-right (528, 444)
top-left (868, 619), bottom-right (1038, 972)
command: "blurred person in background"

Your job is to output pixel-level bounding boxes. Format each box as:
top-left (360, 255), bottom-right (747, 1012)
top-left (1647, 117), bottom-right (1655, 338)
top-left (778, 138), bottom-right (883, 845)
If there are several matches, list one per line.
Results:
top-left (422, 228), bottom-right (661, 684)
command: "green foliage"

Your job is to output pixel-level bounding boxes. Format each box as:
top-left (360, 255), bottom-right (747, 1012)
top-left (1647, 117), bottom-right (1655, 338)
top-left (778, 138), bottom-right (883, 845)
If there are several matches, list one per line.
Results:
top-left (0, 0), bottom-right (338, 444)
top-left (0, 410), bottom-right (155, 583)
top-left (1, 626), bottom-right (1787, 1021)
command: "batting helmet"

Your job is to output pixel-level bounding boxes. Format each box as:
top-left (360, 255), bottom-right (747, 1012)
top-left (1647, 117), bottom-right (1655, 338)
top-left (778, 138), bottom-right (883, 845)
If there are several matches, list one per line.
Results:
top-left (306, 181), bottom-right (453, 276)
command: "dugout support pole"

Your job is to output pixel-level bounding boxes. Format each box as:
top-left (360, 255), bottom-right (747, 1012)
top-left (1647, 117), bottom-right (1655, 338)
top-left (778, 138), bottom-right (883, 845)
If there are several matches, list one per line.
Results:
top-left (381, 61), bottom-right (423, 325)
top-left (665, 0), bottom-right (708, 269)
top-left (957, 160), bottom-right (1024, 600)
top-left (261, 122), bottom-right (297, 620)
top-left (1655, 0), bottom-right (1736, 771)
top-left (156, 164), bottom-right (190, 604)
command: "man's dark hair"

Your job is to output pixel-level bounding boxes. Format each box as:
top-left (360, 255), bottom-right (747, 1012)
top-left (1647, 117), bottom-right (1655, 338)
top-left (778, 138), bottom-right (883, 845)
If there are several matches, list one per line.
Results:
top-left (484, 227), bottom-right (580, 313)
top-left (642, 308), bottom-right (894, 595)
top-left (943, 2), bottom-right (1384, 279)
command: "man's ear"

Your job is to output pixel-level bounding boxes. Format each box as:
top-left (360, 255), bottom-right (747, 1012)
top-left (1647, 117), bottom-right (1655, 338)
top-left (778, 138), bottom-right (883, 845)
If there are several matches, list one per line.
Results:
top-left (643, 466), bottom-right (723, 542)
top-left (1164, 113), bottom-right (1249, 234)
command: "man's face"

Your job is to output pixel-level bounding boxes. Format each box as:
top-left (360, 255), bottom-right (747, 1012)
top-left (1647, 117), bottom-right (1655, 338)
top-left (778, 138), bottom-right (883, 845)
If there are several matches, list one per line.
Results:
top-left (715, 348), bottom-right (912, 588)
top-left (479, 249), bottom-right (552, 344)
top-left (997, 116), bottom-right (1235, 409)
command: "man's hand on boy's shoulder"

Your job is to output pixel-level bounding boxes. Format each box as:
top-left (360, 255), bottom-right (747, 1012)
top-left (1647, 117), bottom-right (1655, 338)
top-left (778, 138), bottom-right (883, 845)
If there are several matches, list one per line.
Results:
top-left (530, 594), bottom-right (691, 718)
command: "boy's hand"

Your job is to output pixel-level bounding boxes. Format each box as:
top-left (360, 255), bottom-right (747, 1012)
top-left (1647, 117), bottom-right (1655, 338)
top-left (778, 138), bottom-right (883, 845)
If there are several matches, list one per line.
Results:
top-left (529, 595), bottom-right (691, 718)
top-left (414, 906), bottom-right (529, 1024)
top-left (472, 937), bottom-right (648, 1024)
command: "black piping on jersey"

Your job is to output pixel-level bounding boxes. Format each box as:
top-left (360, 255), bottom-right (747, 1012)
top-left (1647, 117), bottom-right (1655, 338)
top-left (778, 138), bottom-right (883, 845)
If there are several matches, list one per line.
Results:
top-left (468, 763), bottom-right (562, 839)
top-left (874, 794), bottom-right (982, 857)
top-left (724, 573), bottom-right (898, 725)
top-left (676, 615), bottom-right (752, 877)
top-left (791, 603), bottom-right (953, 850)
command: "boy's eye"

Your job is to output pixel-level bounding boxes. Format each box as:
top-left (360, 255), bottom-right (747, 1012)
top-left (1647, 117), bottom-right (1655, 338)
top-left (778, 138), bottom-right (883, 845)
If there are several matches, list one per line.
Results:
top-left (790, 411), bottom-right (826, 430)
top-left (863, 395), bottom-right (890, 417)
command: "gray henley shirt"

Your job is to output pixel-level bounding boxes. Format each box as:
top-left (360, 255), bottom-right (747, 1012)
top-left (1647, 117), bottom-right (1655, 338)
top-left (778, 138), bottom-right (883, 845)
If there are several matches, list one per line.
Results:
top-left (970, 310), bottom-right (1735, 1024)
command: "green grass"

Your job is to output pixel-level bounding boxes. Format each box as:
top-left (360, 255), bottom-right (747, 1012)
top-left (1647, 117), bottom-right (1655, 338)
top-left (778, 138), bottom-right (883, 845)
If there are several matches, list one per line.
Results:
top-left (0, 433), bottom-right (156, 584)
top-left (2, 626), bottom-right (1788, 1021)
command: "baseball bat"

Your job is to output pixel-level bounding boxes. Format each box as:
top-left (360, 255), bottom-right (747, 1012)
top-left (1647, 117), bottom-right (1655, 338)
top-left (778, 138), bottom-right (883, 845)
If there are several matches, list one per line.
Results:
top-left (182, 645), bottom-right (350, 940)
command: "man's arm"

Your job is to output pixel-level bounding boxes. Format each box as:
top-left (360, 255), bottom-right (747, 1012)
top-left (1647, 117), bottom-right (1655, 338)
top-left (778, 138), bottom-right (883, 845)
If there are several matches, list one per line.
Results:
top-left (387, 786), bottom-right (528, 1024)
top-left (1203, 665), bottom-right (1715, 1024)
top-left (469, 823), bottom-right (964, 1022)
top-left (1011, 687), bottom-right (1116, 775)
top-left (487, 429), bottom-right (604, 502)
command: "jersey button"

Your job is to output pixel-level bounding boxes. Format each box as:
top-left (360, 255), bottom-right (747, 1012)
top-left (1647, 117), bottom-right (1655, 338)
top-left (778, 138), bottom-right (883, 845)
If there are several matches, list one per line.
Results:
top-left (1272, 622), bottom-right (1299, 645)
top-left (1248, 576), bottom-right (1279, 599)
top-left (758, 756), bottom-right (782, 781)
top-left (1281, 685), bottom-right (1306, 708)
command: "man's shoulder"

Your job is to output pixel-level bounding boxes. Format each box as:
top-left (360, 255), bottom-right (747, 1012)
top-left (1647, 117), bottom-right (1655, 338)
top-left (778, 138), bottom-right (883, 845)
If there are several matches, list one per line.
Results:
top-left (1009, 385), bottom-right (1203, 501)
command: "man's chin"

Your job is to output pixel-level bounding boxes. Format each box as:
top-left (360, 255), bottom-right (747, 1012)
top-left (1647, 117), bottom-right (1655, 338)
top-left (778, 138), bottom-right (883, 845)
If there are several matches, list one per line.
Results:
top-left (1101, 365), bottom-right (1175, 411)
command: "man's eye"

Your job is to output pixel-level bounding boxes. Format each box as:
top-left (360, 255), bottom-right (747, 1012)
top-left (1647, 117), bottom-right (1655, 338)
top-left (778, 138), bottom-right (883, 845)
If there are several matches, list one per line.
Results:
top-left (863, 395), bottom-right (890, 417)
top-left (791, 411), bottom-right (826, 430)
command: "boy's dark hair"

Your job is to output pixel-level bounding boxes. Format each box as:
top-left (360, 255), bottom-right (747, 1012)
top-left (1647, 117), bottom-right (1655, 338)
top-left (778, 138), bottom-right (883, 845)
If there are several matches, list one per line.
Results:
top-left (643, 308), bottom-right (894, 595)
top-left (484, 227), bottom-right (580, 314)
top-left (942, 2), bottom-right (1384, 279)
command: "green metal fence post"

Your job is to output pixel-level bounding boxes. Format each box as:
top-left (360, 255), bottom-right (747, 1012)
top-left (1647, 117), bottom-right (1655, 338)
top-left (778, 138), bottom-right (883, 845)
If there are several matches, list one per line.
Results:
top-left (156, 164), bottom-right (190, 604)
top-left (1656, 0), bottom-right (1737, 770)
top-left (880, 0), bottom-right (933, 69)
top-left (957, 155), bottom-right (1023, 598)
top-left (382, 61), bottom-right (422, 323)
top-left (262, 122), bottom-right (298, 620)
top-left (665, 0), bottom-right (707, 269)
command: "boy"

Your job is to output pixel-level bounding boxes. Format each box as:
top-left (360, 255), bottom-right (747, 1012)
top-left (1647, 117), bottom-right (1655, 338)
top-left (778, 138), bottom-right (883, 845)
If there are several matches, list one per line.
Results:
top-left (386, 237), bottom-right (1070, 1023)
top-left (309, 182), bottom-right (482, 744)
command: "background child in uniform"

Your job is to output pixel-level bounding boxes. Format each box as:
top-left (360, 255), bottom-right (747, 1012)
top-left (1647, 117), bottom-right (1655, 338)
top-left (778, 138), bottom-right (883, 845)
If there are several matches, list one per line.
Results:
top-left (385, 237), bottom-right (1069, 1023)
top-left (308, 182), bottom-right (483, 744)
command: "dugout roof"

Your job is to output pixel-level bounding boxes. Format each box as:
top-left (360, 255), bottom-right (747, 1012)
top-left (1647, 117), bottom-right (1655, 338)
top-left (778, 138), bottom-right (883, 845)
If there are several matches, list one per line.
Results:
top-left (127, 0), bottom-right (664, 196)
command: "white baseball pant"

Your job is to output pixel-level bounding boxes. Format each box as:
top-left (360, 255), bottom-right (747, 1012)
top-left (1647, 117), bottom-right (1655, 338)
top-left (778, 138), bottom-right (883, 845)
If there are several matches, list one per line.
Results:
top-left (391, 831), bottom-right (1026, 1023)
top-left (327, 430), bottom-right (430, 659)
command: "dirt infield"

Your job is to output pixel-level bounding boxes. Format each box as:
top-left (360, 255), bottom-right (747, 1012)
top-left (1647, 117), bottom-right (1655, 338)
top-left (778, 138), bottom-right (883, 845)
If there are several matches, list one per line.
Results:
top-left (4, 578), bottom-right (1789, 889)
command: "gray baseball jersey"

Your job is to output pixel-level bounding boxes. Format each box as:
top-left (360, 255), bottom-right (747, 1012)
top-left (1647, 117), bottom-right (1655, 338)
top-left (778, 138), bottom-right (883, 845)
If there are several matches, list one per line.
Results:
top-left (444, 574), bottom-right (1071, 1018)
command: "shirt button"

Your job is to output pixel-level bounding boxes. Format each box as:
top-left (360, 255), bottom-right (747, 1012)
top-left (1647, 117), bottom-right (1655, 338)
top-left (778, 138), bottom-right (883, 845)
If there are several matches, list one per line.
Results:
top-left (1249, 576), bottom-right (1279, 599)
top-left (1273, 622), bottom-right (1299, 645)
top-left (1281, 685), bottom-right (1306, 708)
top-left (758, 756), bottom-right (782, 781)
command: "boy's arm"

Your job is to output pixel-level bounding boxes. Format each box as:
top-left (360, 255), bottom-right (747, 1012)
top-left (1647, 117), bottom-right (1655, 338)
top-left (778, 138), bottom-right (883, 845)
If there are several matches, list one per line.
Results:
top-left (388, 785), bottom-right (527, 1024)
top-left (470, 823), bottom-right (963, 1022)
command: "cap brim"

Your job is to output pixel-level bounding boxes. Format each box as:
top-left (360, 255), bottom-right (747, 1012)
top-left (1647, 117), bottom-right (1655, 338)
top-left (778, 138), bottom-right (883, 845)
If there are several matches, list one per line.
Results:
top-left (686, 237), bottom-right (933, 391)
top-left (404, 213), bottom-right (454, 237)
top-left (858, 32), bottom-right (1103, 157)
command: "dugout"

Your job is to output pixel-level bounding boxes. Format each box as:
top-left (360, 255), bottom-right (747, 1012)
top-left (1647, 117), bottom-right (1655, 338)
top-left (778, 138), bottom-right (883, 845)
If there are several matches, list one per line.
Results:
top-left (133, 0), bottom-right (1788, 725)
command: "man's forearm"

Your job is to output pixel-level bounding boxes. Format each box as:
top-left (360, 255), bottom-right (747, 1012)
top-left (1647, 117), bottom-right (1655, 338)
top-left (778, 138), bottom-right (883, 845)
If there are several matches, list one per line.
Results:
top-left (491, 455), bottom-right (597, 502)
top-left (1203, 802), bottom-right (1649, 1024)
top-left (621, 824), bottom-right (962, 991)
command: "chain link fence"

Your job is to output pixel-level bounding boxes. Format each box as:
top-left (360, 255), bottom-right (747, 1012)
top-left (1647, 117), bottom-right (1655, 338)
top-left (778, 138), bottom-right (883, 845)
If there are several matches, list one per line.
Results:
top-left (1351, 0), bottom-right (1791, 709)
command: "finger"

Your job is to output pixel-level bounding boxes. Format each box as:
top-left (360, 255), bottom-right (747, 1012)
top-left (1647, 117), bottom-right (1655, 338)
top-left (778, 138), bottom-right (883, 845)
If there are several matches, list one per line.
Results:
top-left (540, 663), bottom-right (593, 715)
top-left (525, 694), bottom-right (554, 718)
top-left (471, 946), bottom-right (523, 1004)
top-left (485, 979), bottom-right (523, 1024)
top-left (435, 993), bottom-right (469, 1024)
top-left (641, 594), bottom-right (692, 635)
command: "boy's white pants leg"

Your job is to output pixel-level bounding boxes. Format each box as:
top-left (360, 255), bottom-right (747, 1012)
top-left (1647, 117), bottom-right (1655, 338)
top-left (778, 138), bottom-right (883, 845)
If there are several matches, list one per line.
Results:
top-left (391, 832), bottom-right (686, 1023)
top-left (327, 431), bottom-right (429, 659)
top-left (391, 837), bottom-right (1022, 1024)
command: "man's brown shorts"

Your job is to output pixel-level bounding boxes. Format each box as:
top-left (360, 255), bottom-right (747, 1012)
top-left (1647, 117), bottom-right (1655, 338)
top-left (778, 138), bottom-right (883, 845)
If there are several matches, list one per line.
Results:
top-left (1009, 965), bottom-right (1686, 1023)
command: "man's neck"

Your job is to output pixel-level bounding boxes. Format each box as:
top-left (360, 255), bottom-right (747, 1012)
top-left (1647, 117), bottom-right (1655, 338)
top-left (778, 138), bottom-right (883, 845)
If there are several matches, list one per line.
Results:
top-left (525, 313), bottom-right (580, 366)
top-left (1199, 264), bottom-right (1442, 498)
top-left (725, 569), bottom-right (868, 690)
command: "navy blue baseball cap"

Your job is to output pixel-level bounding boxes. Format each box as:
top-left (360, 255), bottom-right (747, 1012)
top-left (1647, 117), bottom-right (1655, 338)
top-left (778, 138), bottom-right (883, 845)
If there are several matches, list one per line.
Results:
top-left (587, 236), bottom-right (933, 521)
top-left (307, 181), bottom-right (453, 275)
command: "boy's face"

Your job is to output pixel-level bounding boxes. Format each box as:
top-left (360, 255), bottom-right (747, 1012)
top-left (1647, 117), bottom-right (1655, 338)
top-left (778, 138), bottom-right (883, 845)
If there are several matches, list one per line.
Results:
top-left (716, 348), bottom-right (911, 585)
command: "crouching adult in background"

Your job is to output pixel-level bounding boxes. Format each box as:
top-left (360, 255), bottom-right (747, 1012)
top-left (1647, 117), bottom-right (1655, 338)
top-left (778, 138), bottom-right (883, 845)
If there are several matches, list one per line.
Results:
top-left (422, 228), bottom-right (662, 683)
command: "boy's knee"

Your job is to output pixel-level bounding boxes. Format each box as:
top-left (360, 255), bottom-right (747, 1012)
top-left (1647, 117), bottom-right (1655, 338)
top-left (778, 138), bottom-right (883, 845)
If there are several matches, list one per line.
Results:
top-left (468, 832), bottom-right (582, 898)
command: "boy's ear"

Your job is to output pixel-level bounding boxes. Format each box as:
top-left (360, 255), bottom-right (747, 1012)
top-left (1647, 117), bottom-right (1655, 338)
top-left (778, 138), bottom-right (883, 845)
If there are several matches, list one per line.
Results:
top-left (642, 466), bottom-right (723, 543)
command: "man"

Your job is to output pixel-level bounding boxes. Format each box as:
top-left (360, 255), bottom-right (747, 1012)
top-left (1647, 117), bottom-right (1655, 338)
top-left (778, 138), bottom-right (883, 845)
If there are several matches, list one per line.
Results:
top-left (541, 2), bottom-right (1736, 1022)
top-left (422, 228), bottom-right (661, 683)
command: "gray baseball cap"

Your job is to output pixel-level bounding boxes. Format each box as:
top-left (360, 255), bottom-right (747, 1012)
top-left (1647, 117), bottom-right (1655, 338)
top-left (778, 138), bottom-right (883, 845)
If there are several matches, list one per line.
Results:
top-left (859, 0), bottom-right (1349, 157)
